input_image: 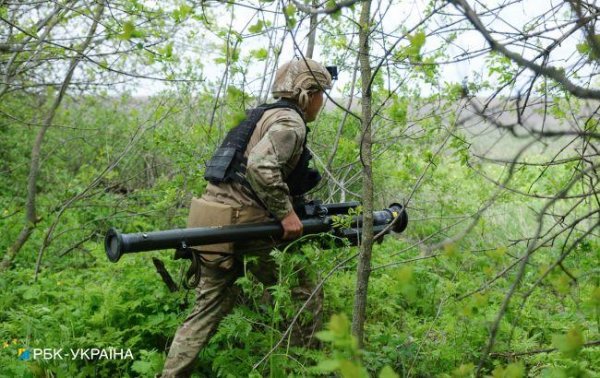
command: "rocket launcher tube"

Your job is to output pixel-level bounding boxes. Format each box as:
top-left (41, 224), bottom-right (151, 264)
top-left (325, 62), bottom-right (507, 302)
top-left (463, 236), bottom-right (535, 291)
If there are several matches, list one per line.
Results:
top-left (105, 202), bottom-right (408, 263)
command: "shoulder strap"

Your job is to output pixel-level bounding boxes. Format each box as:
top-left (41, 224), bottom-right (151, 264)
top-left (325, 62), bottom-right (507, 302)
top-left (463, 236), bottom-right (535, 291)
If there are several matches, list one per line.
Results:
top-left (259, 100), bottom-right (306, 124)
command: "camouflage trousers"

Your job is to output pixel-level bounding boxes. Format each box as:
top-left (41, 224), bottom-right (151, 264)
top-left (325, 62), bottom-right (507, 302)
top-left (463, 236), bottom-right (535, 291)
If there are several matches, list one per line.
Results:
top-left (161, 250), bottom-right (322, 378)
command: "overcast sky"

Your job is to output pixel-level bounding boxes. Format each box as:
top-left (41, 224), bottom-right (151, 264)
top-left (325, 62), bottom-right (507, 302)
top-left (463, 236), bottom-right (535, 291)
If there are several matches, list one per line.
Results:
top-left (133, 0), bottom-right (589, 99)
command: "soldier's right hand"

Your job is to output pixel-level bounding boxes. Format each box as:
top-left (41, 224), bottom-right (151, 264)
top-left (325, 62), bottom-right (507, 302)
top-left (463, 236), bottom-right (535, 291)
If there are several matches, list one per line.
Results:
top-left (281, 210), bottom-right (303, 240)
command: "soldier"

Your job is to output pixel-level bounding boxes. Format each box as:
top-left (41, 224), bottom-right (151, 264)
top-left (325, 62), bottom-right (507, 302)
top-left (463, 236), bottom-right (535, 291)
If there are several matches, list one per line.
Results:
top-left (161, 57), bottom-right (333, 377)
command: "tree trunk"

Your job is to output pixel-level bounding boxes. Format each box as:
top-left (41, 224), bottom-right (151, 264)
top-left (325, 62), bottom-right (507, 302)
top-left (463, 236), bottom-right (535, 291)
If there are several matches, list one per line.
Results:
top-left (0, 3), bottom-right (105, 271)
top-left (351, 0), bottom-right (373, 348)
top-left (305, 0), bottom-right (318, 59)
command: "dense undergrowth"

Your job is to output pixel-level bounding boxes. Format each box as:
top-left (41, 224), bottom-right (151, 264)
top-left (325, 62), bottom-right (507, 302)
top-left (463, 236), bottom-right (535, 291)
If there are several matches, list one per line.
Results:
top-left (1, 91), bottom-right (598, 377)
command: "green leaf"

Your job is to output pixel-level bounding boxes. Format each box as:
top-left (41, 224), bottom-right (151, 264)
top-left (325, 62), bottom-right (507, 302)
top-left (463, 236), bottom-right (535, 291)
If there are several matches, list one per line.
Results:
top-left (551, 274), bottom-right (571, 294)
top-left (284, 4), bottom-right (296, 17)
top-left (121, 21), bottom-right (135, 40)
top-left (327, 0), bottom-right (342, 20)
top-left (179, 4), bottom-right (193, 18)
top-left (379, 366), bottom-right (400, 378)
top-left (576, 35), bottom-right (600, 61)
top-left (158, 42), bottom-right (174, 60)
top-left (576, 42), bottom-right (590, 55)
top-left (443, 242), bottom-right (457, 258)
top-left (396, 266), bottom-right (412, 285)
top-left (251, 48), bottom-right (268, 61)
top-left (22, 287), bottom-right (39, 300)
top-left (339, 360), bottom-right (363, 378)
top-left (405, 30), bottom-right (426, 62)
top-left (248, 20), bottom-right (264, 34)
top-left (172, 4), bottom-right (193, 23)
top-left (492, 362), bottom-right (525, 378)
top-left (316, 330), bottom-right (335, 342)
top-left (487, 246), bottom-right (507, 262)
top-left (284, 4), bottom-right (297, 28)
top-left (329, 313), bottom-right (351, 336)
top-left (131, 360), bottom-right (153, 374)
top-left (589, 286), bottom-right (600, 307)
top-left (408, 30), bottom-right (426, 52)
top-left (552, 327), bottom-right (585, 357)
top-left (315, 359), bottom-right (340, 372)
top-left (452, 363), bottom-right (474, 377)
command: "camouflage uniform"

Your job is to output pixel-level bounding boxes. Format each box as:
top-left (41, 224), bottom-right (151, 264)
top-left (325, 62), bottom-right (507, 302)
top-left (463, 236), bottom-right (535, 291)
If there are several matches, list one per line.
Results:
top-left (161, 58), bottom-right (331, 378)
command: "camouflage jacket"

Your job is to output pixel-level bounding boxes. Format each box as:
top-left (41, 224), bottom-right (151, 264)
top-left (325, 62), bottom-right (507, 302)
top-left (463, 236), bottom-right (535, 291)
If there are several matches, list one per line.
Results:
top-left (202, 106), bottom-right (306, 220)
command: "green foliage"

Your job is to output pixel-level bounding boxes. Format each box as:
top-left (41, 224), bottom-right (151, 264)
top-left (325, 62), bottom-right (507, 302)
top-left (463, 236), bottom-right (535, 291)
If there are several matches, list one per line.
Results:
top-left (248, 20), bottom-right (266, 34)
top-left (172, 4), bottom-right (194, 24)
top-left (331, 206), bottom-right (363, 229)
top-left (552, 328), bottom-right (585, 358)
top-left (486, 52), bottom-right (518, 85)
top-left (2, 91), bottom-right (599, 377)
top-left (313, 313), bottom-right (398, 378)
top-left (491, 362), bottom-right (525, 378)
top-left (2, 14), bottom-right (600, 375)
top-left (0, 252), bottom-right (183, 377)
top-left (119, 20), bottom-right (145, 40)
top-left (251, 48), bottom-right (269, 61)
top-left (284, 4), bottom-right (297, 28)
top-left (576, 35), bottom-right (600, 61)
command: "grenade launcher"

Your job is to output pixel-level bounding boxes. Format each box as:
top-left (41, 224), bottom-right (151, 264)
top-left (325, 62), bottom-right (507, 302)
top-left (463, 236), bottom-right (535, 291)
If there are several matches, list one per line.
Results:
top-left (104, 201), bottom-right (408, 263)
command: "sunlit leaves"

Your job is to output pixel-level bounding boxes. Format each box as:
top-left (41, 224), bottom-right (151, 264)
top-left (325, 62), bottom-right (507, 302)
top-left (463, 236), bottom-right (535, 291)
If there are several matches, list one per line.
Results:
top-left (588, 286), bottom-right (600, 308)
top-left (248, 20), bottom-right (265, 34)
top-left (315, 358), bottom-right (342, 372)
top-left (284, 4), bottom-right (297, 28)
top-left (388, 97), bottom-right (408, 124)
top-left (339, 360), bottom-right (368, 378)
top-left (487, 246), bottom-right (507, 263)
top-left (317, 313), bottom-right (357, 347)
top-left (576, 35), bottom-right (600, 61)
top-left (314, 313), bottom-right (397, 377)
top-left (458, 293), bottom-right (488, 317)
top-left (395, 266), bottom-right (417, 302)
top-left (379, 366), bottom-right (400, 378)
top-left (131, 350), bottom-right (164, 376)
top-left (406, 30), bottom-right (426, 61)
top-left (451, 363), bottom-right (474, 377)
top-left (394, 30), bottom-right (426, 64)
top-left (491, 362), bottom-right (525, 378)
top-left (443, 242), bottom-right (458, 258)
top-left (552, 327), bottom-right (585, 358)
top-left (549, 270), bottom-right (574, 295)
top-left (486, 53), bottom-right (516, 85)
top-left (443, 82), bottom-right (467, 101)
top-left (326, 0), bottom-right (343, 20)
top-left (119, 20), bottom-right (145, 40)
top-left (160, 42), bottom-right (173, 59)
top-left (172, 3), bottom-right (193, 23)
top-left (251, 48), bottom-right (268, 61)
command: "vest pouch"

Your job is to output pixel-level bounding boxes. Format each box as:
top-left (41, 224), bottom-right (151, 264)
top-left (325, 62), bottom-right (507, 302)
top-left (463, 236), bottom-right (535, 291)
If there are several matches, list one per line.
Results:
top-left (187, 197), bottom-right (236, 254)
top-left (204, 147), bottom-right (237, 182)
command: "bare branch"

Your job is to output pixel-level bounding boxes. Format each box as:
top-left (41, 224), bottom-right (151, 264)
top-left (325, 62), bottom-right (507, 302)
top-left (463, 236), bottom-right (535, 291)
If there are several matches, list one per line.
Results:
top-left (449, 0), bottom-right (600, 100)
top-left (291, 0), bottom-right (362, 15)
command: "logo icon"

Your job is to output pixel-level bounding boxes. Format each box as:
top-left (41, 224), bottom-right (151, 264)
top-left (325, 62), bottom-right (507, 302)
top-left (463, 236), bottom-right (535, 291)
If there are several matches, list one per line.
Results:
top-left (18, 348), bottom-right (30, 361)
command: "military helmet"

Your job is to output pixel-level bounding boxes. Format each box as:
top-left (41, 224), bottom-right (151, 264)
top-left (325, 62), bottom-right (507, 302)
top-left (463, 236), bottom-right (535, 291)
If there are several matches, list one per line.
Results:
top-left (271, 58), bottom-right (332, 99)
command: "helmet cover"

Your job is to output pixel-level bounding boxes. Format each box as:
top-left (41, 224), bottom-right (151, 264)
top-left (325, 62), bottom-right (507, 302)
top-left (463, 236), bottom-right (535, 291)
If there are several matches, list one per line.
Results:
top-left (271, 58), bottom-right (332, 99)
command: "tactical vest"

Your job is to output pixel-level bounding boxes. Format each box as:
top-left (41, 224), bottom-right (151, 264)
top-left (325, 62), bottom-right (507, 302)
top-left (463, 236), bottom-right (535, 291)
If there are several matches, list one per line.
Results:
top-left (204, 100), bottom-right (321, 198)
